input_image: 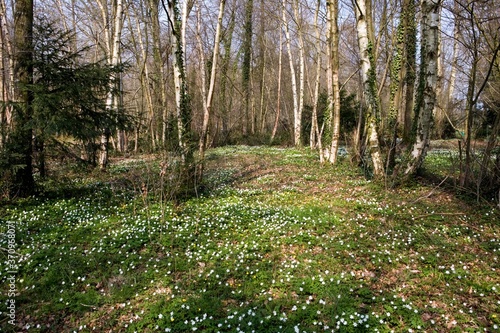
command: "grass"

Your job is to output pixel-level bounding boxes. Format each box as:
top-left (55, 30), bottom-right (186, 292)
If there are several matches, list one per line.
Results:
top-left (1, 145), bottom-right (499, 332)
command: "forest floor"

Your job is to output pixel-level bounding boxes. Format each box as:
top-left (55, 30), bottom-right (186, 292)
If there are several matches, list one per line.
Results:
top-left (1, 145), bottom-right (499, 332)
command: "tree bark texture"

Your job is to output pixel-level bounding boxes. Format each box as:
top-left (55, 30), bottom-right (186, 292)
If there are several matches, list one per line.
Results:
top-left (404, 0), bottom-right (441, 176)
top-left (354, 0), bottom-right (385, 177)
top-left (13, 0), bottom-right (35, 195)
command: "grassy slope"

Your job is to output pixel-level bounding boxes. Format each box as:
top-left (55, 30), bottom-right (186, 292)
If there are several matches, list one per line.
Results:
top-left (0, 146), bottom-right (499, 333)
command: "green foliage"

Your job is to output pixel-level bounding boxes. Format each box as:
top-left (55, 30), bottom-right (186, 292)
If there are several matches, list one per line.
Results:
top-left (1, 146), bottom-right (498, 332)
top-left (30, 20), bottom-right (131, 145)
top-left (303, 90), bottom-right (358, 146)
top-left (1, 19), bottom-right (132, 196)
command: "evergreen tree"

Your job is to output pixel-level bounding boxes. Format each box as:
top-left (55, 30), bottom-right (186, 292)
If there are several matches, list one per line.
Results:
top-left (1, 19), bottom-right (129, 195)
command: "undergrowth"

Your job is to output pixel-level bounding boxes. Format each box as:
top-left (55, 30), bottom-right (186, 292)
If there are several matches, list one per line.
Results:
top-left (0, 146), bottom-right (498, 332)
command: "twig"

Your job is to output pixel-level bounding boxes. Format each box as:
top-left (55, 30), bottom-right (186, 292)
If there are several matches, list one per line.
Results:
top-left (0, 247), bottom-right (20, 256)
top-left (413, 212), bottom-right (465, 220)
top-left (412, 175), bottom-right (449, 204)
top-left (80, 303), bottom-right (98, 310)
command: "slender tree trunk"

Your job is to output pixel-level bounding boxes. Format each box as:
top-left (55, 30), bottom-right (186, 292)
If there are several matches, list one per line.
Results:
top-left (0, 0), bottom-right (14, 145)
top-left (283, 0), bottom-right (300, 146)
top-left (130, 2), bottom-right (156, 151)
top-left (98, 0), bottom-right (124, 170)
top-left (292, 0), bottom-right (305, 147)
top-left (354, 0), bottom-right (385, 177)
top-left (270, 30), bottom-right (283, 143)
top-left (327, 0), bottom-right (341, 164)
top-left (197, 0), bottom-right (225, 181)
top-left (404, 0), bottom-right (441, 176)
top-left (242, 0), bottom-right (253, 136)
top-left (152, 3), bottom-right (168, 146)
top-left (12, 0), bottom-right (34, 196)
top-left (310, 0), bottom-right (321, 152)
top-left (219, 1), bottom-right (235, 144)
top-left (461, 59), bottom-right (477, 187)
top-left (258, 56), bottom-right (267, 134)
top-left (446, 16), bottom-right (459, 114)
top-left (433, 21), bottom-right (444, 139)
top-left (402, 0), bottom-right (417, 142)
top-left (166, 0), bottom-right (192, 165)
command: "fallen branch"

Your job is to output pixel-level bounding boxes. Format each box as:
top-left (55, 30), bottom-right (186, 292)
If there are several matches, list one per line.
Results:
top-left (413, 212), bottom-right (465, 220)
top-left (412, 175), bottom-right (449, 204)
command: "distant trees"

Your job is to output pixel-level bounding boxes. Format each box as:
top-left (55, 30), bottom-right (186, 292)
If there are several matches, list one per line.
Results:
top-left (1, 0), bottom-right (499, 201)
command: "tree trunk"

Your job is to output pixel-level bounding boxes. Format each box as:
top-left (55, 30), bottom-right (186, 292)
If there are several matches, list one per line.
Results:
top-left (387, 3), bottom-right (406, 171)
top-left (242, 0), bottom-right (253, 136)
top-left (166, 0), bottom-right (193, 165)
top-left (402, 0), bottom-right (417, 142)
top-left (446, 13), bottom-right (459, 115)
top-left (98, 0), bottom-right (124, 171)
top-left (292, 0), bottom-right (305, 147)
top-left (197, 0), bottom-right (225, 181)
top-left (219, 2), bottom-right (235, 144)
top-left (130, 1), bottom-right (156, 151)
top-left (310, 0), bottom-right (321, 153)
top-left (0, 0), bottom-right (14, 146)
top-left (283, 0), bottom-right (300, 146)
top-left (354, 0), bottom-right (385, 177)
top-left (12, 0), bottom-right (35, 196)
top-left (147, 0), bottom-right (168, 146)
top-left (327, 0), bottom-right (341, 164)
top-left (404, 0), bottom-right (441, 176)
top-left (270, 30), bottom-right (283, 143)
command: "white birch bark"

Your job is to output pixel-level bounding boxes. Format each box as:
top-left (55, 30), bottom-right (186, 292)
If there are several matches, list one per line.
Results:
top-left (311, 0), bottom-right (321, 154)
top-left (282, 0), bottom-right (300, 146)
top-left (327, 0), bottom-right (341, 164)
top-left (292, 0), bottom-right (305, 147)
top-left (167, 0), bottom-right (191, 162)
top-left (98, 0), bottom-right (124, 170)
top-left (0, 0), bottom-right (14, 139)
top-left (197, 0), bottom-right (225, 178)
top-left (404, 0), bottom-right (441, 175)
top-left (354, 0), bottom-right (385, 176)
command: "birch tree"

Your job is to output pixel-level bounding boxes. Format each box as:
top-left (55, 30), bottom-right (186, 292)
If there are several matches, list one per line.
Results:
top-left (98, 0), bottom-right (124, 170)
top-left (197, 0), bottom-right (225, 180)
top-left (325, 0), bottom-right (341, 164)
top-left (353, 0), bottom-right (385, 176)
top-left (310, 0), bottom-right (321, 153)
top-left (282, 0), bottom-right (301, 146)
top-left (165, 0), bottom-right (193, 165)
top-left (404, 0), bottom-right (441, 176)
top-left (0, 0), bottom-right (14, 146)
